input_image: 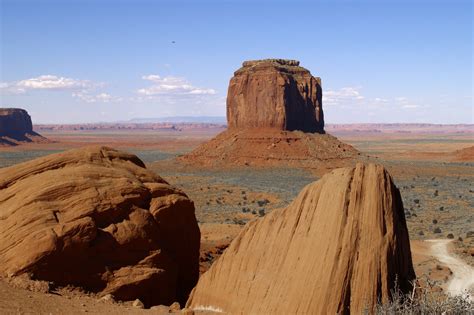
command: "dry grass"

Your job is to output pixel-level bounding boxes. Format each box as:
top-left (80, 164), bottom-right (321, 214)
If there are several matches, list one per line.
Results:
top-left (375, 278), bottom-right (472, 314)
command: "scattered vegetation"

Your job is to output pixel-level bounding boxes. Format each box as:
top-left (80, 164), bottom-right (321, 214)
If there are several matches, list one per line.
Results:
top-left (375, 279), bottom-right (472, 314)
top-left (0, 150), bottom-right (63, 168)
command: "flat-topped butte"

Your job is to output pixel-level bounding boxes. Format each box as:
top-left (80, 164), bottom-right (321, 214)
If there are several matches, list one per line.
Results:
top-left (235, 59), bottom-right (311, 76)
top-left (242, 59), bottom-right (300, 67)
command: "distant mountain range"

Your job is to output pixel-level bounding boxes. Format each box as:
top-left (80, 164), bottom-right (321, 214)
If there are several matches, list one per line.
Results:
top-left (126, 116), bottom-right (227, 124)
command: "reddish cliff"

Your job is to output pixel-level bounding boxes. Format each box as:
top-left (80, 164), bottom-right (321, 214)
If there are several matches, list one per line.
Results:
top-left (227, 59), bottom-right (324, 133)
top-left (0, 108), bottom-right (47, 145)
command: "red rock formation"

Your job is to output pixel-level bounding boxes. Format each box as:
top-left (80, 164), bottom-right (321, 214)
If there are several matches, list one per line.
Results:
top-left (179, 59), bottom-right (357, 170)
top-left (0, 146), bottom-right (200, 307)
top-left (227, 59), bottom-right (324, 133)
top-left (179, 128), bottom-right (358, 172)
top-left (187, 163), bottom-right (415, 314)
top-left (0, 108), bottom-right (47, 145)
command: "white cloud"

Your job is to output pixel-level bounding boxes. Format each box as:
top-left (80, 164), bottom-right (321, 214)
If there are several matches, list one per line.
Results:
top-left (137, 74), bottom-right (216, 96)
top-left (323, 89), bottom-right (427, 112)
top-left (322, 86), bottom-right (435, 123)
top-left (72, 91), bottom-right (121, 103)
top-left (1, 75), bottom-right (93, 94)
top-left (394, 96), bottom-right (426, 110)
top-left (402, 104), bottom-right (420, 109)
top-left (323, 87), bottom-right (365, 106)
top-left (1, 74), bottom-right (121, 104)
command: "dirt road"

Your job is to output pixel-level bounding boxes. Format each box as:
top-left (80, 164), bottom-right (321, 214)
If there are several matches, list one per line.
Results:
top-left (428, 239), bottom-right (474, 301)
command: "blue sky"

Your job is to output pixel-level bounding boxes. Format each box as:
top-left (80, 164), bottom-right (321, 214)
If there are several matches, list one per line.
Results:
top-left (1, 0), bottom-right (472, 124)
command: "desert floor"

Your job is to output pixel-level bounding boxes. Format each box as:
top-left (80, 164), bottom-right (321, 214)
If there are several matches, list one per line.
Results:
top-left (0, 128), bottom-right (472, 313)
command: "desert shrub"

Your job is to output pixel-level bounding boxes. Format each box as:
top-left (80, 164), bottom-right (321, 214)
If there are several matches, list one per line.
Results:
top-left (375, 278), bottom-right (472, 315)
top-left (232, 218), bottom-right (246, 225)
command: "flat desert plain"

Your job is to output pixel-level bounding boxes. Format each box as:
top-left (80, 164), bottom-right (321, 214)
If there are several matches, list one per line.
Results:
top-left (0, 124), bottom-right (472, 313)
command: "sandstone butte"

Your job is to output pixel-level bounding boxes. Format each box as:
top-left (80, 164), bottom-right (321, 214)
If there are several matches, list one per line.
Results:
top-left (0, 108), bottom-right (47, 145)
top-left (179, 59), bottom-right (359, 170)
top-left (227, 59), bottom-right (324, 133)
top-left (187, 163), bottom-right (416, 314)
top-left (0, 146), bottom-right (200, 307)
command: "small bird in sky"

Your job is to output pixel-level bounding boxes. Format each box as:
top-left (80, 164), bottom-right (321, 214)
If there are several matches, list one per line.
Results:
top-left (171, 41), bottom-right (176, 44)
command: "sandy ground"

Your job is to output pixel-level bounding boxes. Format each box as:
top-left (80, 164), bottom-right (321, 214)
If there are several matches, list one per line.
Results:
top-left (334, 132), bottom-right (474, 162)
top-left (0, 279), bottom-right (177, 314)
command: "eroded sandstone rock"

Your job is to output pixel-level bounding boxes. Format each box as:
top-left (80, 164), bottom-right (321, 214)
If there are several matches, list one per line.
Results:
top-left (0, 146), bottom-right (200, 307)
top-left (227, 59), bottom-right (324, 133)
top-left (187, 163), bottom-right (415, 314)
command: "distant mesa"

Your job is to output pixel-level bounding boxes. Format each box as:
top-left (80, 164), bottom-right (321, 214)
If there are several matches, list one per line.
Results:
top-left (0, 108), bottom-right (48, 146)
top-left (187, 163), bottom-right (415, 313)
top-left (0, 146), bottom-right (200, 307)
top-left (228, 59), bottom-right (324, 133)
top-left (179, 59), bottom-right (358, 170)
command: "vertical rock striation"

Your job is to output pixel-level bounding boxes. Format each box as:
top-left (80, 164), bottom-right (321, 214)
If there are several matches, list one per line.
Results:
top-left (187, 163), bottom-right (415, 314)
top-left (227, 59), bottom-right (324, 133)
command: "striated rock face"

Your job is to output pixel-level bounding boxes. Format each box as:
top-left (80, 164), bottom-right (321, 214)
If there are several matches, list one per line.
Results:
top-left (187, 163), bottom-right (415, 314)
top-left (227, 59), bottom-right (324, 133)
top-left (0, 108), bottom-right (47, 145)
top-left (0, 146), bottom-right (200, 307)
